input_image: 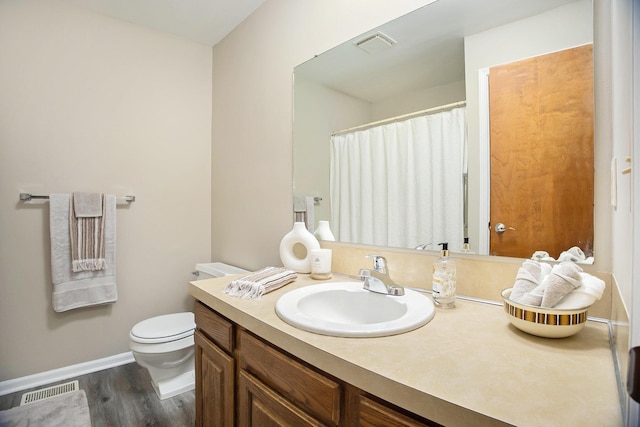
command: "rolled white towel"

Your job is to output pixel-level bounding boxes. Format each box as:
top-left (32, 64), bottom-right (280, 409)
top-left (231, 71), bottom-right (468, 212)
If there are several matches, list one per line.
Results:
top-left (531, 251), bottom-right (555, 262)
top-left (520, 284), bottom-right (545, 306)
top-left (579, 272), bottom-right (605, 298)
top-left (510, 260), bottom-right (542, 302)
top-left (557, 246), bottom-right (586, 263)
top-left (540, 262), bottom-right (583, 308)
top-left (540, 262), bottom-right (552, 279)
top-left (554, 273), bottom-right (606, 309)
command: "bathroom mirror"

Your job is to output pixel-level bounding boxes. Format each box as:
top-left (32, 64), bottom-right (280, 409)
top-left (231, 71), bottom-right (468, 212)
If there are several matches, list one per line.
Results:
top-left (293, 0), bottom-right (594, 260)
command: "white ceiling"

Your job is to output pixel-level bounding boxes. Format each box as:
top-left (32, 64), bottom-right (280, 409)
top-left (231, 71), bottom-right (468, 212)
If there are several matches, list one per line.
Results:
top-left (62, 0), bottom-right (267, 46)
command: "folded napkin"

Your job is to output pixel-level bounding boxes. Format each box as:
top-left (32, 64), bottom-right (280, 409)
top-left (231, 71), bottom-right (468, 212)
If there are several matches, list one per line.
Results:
top-left (224, 267), bottom-right (297, 300)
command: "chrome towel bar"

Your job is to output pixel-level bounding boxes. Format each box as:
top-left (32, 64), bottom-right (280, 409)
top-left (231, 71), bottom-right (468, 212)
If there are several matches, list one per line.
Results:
top-left (19, 193), bottom-right (136, 202)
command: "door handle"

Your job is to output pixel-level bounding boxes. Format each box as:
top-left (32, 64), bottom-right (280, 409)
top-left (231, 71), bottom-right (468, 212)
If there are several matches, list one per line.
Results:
top-left (495, 223), bottom-right (516, 234)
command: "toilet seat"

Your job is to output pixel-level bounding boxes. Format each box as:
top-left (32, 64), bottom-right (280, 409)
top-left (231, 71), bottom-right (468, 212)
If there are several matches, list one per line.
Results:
top-left (130, 312), bottom-right (195, 344)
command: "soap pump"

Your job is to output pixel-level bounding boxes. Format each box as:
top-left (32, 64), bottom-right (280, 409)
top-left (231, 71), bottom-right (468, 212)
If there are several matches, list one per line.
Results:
top-left (432, 242), bottom-right (456, 308)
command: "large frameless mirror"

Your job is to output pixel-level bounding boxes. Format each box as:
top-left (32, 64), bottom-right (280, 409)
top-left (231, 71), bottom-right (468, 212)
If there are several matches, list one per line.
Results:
top-left (293, 0), bottom-right (594, 261)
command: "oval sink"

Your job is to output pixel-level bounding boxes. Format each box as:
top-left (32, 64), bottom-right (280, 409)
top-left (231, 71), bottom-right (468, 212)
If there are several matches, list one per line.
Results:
top-left (275, 282), bottom-right (435, 337)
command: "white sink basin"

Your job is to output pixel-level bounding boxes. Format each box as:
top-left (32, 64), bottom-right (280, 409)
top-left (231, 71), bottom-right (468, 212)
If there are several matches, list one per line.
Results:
top-left (275, 282), bottom-right (435, 337)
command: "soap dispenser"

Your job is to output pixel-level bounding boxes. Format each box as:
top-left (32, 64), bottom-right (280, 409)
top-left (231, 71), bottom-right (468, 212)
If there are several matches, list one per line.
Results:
top-left (432, 242), bottom-right (456, 308)
top-left (461, 237), bottom-right (471, 253)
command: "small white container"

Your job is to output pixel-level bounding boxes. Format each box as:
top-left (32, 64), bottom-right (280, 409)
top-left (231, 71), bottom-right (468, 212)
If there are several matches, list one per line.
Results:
top-left (310, 248), bottom-right (332, 280)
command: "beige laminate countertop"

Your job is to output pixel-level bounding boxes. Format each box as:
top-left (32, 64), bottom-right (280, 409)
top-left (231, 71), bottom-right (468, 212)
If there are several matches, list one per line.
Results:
top-left (189, 274), bottom-right (622, 427)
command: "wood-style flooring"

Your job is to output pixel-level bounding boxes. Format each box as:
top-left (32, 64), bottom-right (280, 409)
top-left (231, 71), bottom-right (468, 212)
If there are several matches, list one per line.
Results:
top-left (0, 362), bottom-right (195, 426)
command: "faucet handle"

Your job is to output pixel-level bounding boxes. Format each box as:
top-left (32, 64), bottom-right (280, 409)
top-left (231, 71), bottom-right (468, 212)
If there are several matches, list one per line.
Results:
top-left (366, 254), bottom-right (387, 273)
top-left (358, 268), bottom-right (371, 281)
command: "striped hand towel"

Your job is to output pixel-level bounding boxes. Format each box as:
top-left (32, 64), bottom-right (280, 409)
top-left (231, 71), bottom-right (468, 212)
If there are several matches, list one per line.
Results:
top-left (224, 267), bottom-right (297, 300)
top-left (70, 193), bottom-right (106, 272)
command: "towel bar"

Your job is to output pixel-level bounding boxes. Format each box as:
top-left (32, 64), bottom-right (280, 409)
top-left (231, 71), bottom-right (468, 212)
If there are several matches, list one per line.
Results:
top-left (19, 193), bottom-right (135, 202)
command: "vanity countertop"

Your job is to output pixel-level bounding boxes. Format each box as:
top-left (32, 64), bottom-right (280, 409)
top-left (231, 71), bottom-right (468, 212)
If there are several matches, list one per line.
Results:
top-left (189, 274), bottom-right (622, 427)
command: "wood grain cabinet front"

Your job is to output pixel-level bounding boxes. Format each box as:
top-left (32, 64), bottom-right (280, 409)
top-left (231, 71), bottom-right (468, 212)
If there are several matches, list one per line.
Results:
top-left (237, 370), bottom-right (327, 427)
top-left (356, 394), bottom-right (438, 427)
top-left (194, 301), bottom-right (437, 427)
top-left (194, 302), bottom-right (235, 427)
top-left (238, 330), bottom-right (341, 426)
top-left (194, 330), bottom-right (234, 427)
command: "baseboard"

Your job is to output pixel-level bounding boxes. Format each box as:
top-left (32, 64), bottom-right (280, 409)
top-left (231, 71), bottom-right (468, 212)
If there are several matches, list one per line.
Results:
top-left (0, 352), bottom-right (135, 396)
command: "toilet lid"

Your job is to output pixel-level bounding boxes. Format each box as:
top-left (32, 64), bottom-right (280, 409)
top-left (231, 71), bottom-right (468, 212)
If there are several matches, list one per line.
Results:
top-left (130, 312), bottom-right (195, 344)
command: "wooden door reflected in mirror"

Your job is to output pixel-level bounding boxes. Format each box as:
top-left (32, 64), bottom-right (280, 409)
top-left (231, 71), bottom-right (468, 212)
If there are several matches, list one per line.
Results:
top-left (489, 44), bottom-right (594, 259)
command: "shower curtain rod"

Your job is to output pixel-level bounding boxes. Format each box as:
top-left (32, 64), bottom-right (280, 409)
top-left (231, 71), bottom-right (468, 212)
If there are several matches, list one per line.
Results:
top-left (331, 100), bottom-right (466, 137)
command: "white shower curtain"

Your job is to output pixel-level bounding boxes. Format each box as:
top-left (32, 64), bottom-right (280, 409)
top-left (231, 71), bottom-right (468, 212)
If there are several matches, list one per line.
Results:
top-left (330, 107), bottom-right (466, 250)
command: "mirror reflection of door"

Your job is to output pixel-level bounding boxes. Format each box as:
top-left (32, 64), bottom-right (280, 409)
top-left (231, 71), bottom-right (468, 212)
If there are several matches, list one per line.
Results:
top-left (489, 44), bottom-right (594, 259)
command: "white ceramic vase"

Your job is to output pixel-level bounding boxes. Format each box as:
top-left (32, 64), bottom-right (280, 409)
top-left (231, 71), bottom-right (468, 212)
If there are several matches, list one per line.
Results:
top-left (279, 222), bottom-right (320, 273)
top-left (314, 220), bottom-right (335, 241)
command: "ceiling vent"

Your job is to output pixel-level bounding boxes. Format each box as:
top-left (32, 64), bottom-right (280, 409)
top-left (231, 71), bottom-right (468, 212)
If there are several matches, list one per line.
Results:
top-left (354, 32), bottom-right (396, 54)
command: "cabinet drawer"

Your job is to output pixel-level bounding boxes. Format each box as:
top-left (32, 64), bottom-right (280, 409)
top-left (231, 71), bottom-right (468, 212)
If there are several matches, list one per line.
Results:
top-left (194, 301), bottom-right (234, 353)
top-left (358, 395), bottom-right (436, 427)
top-left (238, 330), bottom-right (341, 426)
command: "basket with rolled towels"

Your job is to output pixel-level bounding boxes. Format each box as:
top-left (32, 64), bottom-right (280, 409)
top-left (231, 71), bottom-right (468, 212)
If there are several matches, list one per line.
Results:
top-left (223, 267), bottom-right (297, 300)
top-left (509, 260), bottom-right (605, 309)
top-left (502, 260), bottom-right (605, 338)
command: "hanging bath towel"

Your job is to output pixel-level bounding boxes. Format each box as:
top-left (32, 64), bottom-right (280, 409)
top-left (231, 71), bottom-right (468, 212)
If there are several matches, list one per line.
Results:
top-left (49, 194), bottom-right (117, 312)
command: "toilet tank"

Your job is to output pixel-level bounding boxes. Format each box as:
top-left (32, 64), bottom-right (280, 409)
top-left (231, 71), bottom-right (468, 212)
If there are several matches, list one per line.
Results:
top-left (194, 262), bottom-right (248, 280)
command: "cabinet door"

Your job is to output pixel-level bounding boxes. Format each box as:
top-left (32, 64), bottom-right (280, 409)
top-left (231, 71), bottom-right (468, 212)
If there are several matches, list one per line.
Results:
top-left (237, 370), bottom-right (326, 427)
top-left (195, 330), bottom-right (234, 427)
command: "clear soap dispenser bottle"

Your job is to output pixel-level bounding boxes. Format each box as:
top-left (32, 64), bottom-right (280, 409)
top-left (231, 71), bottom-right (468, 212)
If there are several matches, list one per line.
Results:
top-left (432, 242), bottom-right (456, 308)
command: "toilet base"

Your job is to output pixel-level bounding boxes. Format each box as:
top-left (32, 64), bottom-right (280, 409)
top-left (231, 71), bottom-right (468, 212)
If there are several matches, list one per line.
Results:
top-left (151, 369), bottom-right (195, 400)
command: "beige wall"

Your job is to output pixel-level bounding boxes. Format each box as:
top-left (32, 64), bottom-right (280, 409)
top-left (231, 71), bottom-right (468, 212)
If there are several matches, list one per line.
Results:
top-left (0, 0), bottom-right (212, 380)
top-left (293, 77), bottom-right (372, 226)
top-left (211, 0), bottom-right (436, 270)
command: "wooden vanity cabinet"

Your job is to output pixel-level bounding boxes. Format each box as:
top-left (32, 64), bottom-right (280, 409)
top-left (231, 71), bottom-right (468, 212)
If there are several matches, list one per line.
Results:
top-left (194, 302), bottom-right (235, 427)
top-left (194, 301), bottom-right (437, 427)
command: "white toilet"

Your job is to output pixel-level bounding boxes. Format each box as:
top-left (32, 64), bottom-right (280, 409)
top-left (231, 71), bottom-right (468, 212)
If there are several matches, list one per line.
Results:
top-left (128, 262), bottom-right (248, 400)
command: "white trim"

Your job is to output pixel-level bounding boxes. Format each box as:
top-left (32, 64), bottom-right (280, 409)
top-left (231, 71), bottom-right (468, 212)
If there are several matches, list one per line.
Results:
top-left (0, 352), bottom-right (134, 396)
top-left (629, 0), bottom-right (640, 423)
top-left (478, 67), bottom-right (491, 255)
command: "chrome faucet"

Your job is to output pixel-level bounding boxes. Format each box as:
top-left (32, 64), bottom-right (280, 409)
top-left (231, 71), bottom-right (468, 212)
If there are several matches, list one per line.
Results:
top-left (358, 254), bottom-right (405, 296)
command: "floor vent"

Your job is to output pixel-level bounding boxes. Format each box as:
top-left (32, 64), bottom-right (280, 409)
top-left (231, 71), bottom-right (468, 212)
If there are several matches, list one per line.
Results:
top-left (20, 380), bottom-right (79, 405)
